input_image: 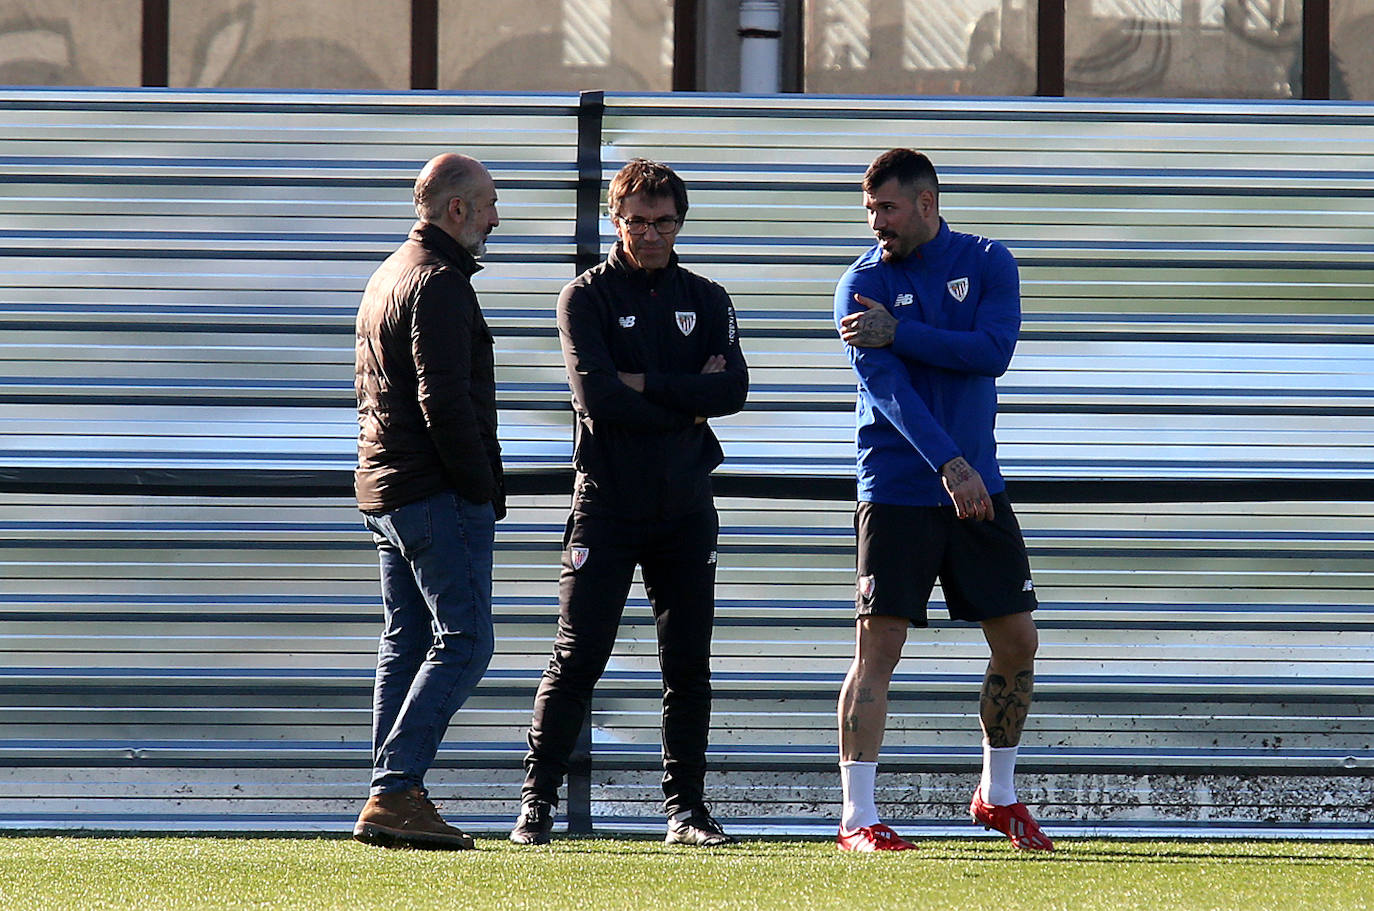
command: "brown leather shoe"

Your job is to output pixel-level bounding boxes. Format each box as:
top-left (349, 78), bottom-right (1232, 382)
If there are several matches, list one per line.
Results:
top-left (353, 787), bottom-right (475, 850)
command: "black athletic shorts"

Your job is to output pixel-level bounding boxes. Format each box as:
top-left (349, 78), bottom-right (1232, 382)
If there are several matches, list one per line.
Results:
top-left (854, 493), bottom-right (1037, 627)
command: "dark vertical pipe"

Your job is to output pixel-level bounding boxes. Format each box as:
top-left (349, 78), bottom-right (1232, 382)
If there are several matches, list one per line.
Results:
top-left (567, 88), bottom-right (607, 832)
top-left (574, 90), bottom-right (606, 276)
top-left (1302, 0), bottom-right (1330, 100)
top-left (565, 706), bottom-right (595, 835)
top-left (673, 0), bottom-right (699, 91)
top-left (141, 0), bottom-right (169, 87)
top-left (1036, 0), bottom-right (1065, 97)
top-left (411, 0), bottom-right (439, 90)
top-left (783, 0), bottom-right (804, 92)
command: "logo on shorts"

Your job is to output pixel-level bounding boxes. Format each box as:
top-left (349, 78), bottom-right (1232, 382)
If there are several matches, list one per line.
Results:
top-left (947, 277), bottom-right (969, 302)
top-left (858, 575), bottom-right (876, 599)
top-left (675, 311), bottom-right (697, 336)
top-left (1023, 579), bottom-right (1035, 592)
top-left (893, 293), bottom-right (914, 308)
top-left (707, 550), bottom-right (718, 565)
top-left (570, 546), bottom-right (589, 570)
top-left (618, 315), bottom-right (636, 328)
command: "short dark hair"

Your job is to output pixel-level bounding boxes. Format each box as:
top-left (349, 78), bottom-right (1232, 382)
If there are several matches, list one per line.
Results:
top-left (862, 148), bottom-right (939, 198)
top-left (607, 158), bottom-right (689, 219)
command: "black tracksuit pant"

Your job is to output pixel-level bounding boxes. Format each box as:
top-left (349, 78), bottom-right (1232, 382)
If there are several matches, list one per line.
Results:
top-left (522, 504), bottom-right (719, 817)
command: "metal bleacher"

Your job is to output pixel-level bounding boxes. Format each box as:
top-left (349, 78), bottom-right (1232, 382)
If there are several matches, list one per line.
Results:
top-left (0, 88), bottom-right (1372, 838)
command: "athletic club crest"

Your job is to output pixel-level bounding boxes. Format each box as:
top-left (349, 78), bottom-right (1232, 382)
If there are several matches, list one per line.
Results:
top-left (858, 575), bottom-right (876, 599)
top-left (947, 277), bottom-right (970, 302)
top-left (570, 545), bottom-right (589, 570)
top-left (675, 311), bottom-right (697, 336)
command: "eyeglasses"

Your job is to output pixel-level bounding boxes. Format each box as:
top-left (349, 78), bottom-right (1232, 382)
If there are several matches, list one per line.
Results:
top-left (615, 214), bottom-right (682, 236)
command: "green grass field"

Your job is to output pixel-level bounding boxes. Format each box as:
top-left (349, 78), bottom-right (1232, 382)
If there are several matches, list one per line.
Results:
top-left (2, 836), bottom-right (1372, 911)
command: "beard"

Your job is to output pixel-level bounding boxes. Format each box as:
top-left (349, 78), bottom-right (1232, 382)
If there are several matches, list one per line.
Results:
top-left (459, 225), bottom-right (488, 259)
top-left (877, 233), bottom-right (908, 263)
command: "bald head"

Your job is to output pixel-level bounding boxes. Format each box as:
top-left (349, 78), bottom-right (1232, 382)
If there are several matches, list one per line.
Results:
top-left (413, 153), bottom-right (500, 257)
top-left (414, 153), bottom-right (487, 223)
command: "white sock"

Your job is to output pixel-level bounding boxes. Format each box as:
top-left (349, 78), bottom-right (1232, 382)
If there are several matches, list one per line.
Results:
top-left (840, 760), bottom-right (880, 831)
top-left (980, 743), bottom-right (1019, 806)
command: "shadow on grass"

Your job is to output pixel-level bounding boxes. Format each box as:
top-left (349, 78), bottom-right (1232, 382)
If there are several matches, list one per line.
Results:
top-left (3, 830), bottom-right (1372, 866)
top-left (0, 830), bottom-right (351, 841)
top-left (909, 839), bottom-right (1374, 866)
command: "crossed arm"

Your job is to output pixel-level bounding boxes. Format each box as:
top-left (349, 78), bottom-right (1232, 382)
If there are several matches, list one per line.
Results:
top-left (838, 291), bottom-right (1000, 521)
top-left (619, 354), bottom-right (727, 424)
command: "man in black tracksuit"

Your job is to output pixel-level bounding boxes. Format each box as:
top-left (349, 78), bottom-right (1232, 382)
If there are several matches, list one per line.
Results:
top-left (511, 159), bottom-right (749, 847)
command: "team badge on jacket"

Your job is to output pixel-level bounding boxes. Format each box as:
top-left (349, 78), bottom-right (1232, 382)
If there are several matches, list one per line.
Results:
top-left (947, 277), bottom-right (969, 302)
top-left (570, 545), bottom-right (589, 570)
top-left (675, 311), bottom-right (697, 336)
top-left (858, 575), bottom-right (876, 599)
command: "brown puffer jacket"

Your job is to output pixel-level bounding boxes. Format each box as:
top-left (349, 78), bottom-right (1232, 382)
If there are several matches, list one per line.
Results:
top-left (354, 222), bottom-right (504, 517)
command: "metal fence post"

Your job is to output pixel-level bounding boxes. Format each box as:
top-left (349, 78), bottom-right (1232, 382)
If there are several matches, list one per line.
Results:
top-left (563, 88), bottom-right (606, 835)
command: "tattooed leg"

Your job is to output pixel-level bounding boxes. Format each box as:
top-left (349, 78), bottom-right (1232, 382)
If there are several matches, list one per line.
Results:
top-left (979, 611), bottom-right (1039, 747)
top-left (980, 668), bottom-right (1034, 748)
top-left (838, 616), bottom-right (907, 761)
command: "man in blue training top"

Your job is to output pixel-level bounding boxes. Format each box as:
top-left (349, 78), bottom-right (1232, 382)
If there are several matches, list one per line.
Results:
top-left (832, 149), bottom-right (1052, 853)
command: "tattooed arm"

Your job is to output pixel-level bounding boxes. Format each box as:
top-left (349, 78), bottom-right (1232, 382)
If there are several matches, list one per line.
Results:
top-left (940, 455), bottom-right (994, 521)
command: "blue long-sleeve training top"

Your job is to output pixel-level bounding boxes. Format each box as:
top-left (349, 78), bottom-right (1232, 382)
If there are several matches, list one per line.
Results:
top-left (833, 219), bottom-right (1022, 507)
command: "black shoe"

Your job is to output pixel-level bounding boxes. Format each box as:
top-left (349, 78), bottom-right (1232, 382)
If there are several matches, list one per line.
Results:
top-left (665, 806), bottom-right (736, 846)
top-left (510, 800), bottom-right (554, 845)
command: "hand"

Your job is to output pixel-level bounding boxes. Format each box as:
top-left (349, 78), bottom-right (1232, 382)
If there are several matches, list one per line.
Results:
top-left (617, 371), bottom-right (645, 392)
top-left (940, 456), bottom-right (994, 521)
top-left (700, 354), bottom-right (726, 374)
top-left (840, 294), bottom-right (896, 348)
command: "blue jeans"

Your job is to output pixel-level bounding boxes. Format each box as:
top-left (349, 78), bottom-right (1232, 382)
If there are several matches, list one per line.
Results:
top-left (363, 490), bottom-right (496, 795)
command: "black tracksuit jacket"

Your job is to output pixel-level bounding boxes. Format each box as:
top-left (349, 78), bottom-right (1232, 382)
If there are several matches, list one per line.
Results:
top-left (558, 244), bottom-right (749, 520)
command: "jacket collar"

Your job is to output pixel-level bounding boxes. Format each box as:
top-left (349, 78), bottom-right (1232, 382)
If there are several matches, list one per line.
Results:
top-left (607, 241), bottom-right (678, 284)
top-left (410, 221), bottom-right (482, 277)
top-left (912, 218), bottom-right (952, 260)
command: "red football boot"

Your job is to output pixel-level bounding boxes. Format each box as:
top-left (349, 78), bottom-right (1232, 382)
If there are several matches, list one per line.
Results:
top-left (969, 788), bottom-right (1054, 851)
top-left (836, 823), bottom-right (917, 852)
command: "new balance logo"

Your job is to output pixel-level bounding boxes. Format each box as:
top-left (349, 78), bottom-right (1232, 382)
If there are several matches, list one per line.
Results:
top-left (893, 293), bottom-right (913, 308)
top-left (1023, 579), bottom-right (1035, 592)
top-left (618, 315), bottom-right (636, 328)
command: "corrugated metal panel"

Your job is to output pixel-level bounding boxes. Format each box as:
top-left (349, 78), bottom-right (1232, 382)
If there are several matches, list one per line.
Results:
top-left (0, 89), bottom-right (580, 477)
top-left (591, 93), bottom-right (1374, 834)
top-left (0, 89), bottom-right (1371, 836)
top-left (601, 94), bottom-right (1374, 485)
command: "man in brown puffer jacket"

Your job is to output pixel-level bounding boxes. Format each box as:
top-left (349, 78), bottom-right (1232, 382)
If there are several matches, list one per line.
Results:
top-left (351, 153), bottom-right (504, 850)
